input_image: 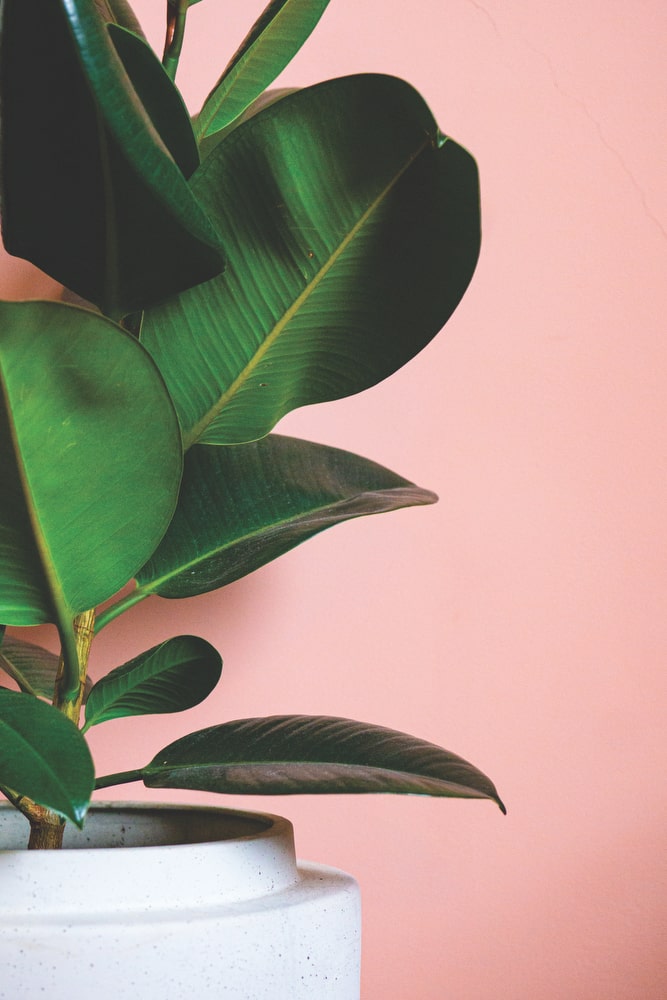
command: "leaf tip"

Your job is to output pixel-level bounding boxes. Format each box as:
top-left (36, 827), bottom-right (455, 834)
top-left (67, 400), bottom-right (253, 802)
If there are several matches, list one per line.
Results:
top-left (70, 799), bottom-right (91, 830)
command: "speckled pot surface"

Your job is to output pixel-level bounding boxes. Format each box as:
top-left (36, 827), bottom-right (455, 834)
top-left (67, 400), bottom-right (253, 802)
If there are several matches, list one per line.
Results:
top-left (0, 803), bottom-right (361, 999)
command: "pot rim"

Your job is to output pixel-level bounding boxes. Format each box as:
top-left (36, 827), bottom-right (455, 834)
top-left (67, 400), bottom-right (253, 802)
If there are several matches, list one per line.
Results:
top-left (0, 801), bottom-right (301, 914)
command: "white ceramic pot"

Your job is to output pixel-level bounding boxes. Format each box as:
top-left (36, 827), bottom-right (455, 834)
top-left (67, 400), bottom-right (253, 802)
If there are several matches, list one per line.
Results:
top-left (0, 802), bottom-right (361, 999)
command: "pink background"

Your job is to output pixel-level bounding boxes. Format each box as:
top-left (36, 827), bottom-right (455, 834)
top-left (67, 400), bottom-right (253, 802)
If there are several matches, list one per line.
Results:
top-left (2, 1), bottom-right (666, 997)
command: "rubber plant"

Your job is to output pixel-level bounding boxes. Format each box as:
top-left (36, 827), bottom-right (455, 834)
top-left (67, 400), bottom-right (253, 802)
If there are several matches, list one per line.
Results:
top-left (0, 0), bottom-right (505, 851)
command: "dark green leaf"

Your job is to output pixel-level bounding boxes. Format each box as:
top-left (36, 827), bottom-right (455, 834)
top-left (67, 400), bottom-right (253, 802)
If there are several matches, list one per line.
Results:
top-left (84, 636), bottom-right (222, 729)
top-left (108, 24), bottom-right (200, 178)
top-left (142, 715), bottom-right (505, 812)
top-left (141, 74), bottom-right (480, 446)
top-left (0, 689), bottom-right (94, 826)
top-left (0, 0), bottom-right (223, 317)
top-left (0, 302), bottom-right (182, 691)
top-left (0, 634), bottom-right (94, 702)
top-left (0, 635), bottom-right (62, 699)
top-left (197, 88), bottom-right (299, 160)
top-left (195, 0), bottom-right (331, 139)
top-left (106, 0), bottom-right (146, 37)
top-left (123, 435), bottom-right (436, 606)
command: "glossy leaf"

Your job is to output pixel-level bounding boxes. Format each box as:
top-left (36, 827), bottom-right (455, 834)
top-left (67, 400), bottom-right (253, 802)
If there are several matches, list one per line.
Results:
top-left (142, 715), bottom-right (505, 812)
top-left (0, 689), bottom-right (94, 826)
top-left (141, 74), bottom-right (480, 446)
top-left (0, 302), bottom-right (182, 691)
top-left (195, 0), bottom-right (331, 139)
top-left (108, 24), bottom-right (200, 178)
top-left (107, 435), bottom-right (436, 612)
top-left (0, 0), bottom-right (223, 317)
top-left (84, 636), bottom-right (222, 729)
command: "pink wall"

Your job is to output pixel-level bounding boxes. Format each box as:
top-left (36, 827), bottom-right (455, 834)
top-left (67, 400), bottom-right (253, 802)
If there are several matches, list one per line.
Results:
top-left (3, 1), bottom-right (665, 996)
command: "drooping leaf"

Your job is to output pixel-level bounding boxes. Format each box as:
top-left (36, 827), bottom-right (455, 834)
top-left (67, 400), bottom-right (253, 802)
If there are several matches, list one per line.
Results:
top-left (141, 74), bottom-right (480, 446)
top-left (97, 435), bottom-right (436, 620)
top-left (141, 715), bottom-right (506, 812)
top-left (0, 0), bottom-right (223, 317)
top-left (195, 0), bottom-right (331, 140)
top-left (0, 635), bottom-right (66, 700)
top-left (83, 636), bottom-right (222, 729)
top-left (0, 689), bottom-right (94, 826)
top-left (0, 302), bottom-right (182, 692)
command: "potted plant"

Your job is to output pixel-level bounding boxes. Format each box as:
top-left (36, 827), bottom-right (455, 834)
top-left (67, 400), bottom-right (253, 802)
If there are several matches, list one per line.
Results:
top-left (0, 0), bottom-right (504, 995)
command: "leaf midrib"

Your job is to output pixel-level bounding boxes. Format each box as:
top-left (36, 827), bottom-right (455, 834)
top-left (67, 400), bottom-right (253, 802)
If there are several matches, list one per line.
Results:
top-left (84, 640), bottom-right (181, 727)
top-left (0, 364), bottom-right (71, 624)
top-left (195, 0), bottom-right (318, 139)
top-left (0, 354), bottom-right (80, 689)
top-left (143, 757), bottom-right (491, 797)
top-left (183, 135), bottom-right (432, 448)
top-left (134, 485), bottom-right (418, 599)
top-left (0, 717), bottom-right (74, 801)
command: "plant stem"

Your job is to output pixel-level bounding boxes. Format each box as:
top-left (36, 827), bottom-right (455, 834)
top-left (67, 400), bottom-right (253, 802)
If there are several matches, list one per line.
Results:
top-left (14, 610), bottom-right (96, 850)
top-left (162, 0), bottom-right (189, 82)
top-left (53, 608), bottom-right (96, 724)
top-left (27, 805), bottom-right (65, 850)
top-left (3, 790), bottom-right (67, 849)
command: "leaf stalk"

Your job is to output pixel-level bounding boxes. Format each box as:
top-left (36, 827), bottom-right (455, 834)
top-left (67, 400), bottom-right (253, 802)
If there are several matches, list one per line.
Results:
top-left (95, 769), bottom-right (144, 791)
top-left (162, 0), bottom-right (189, 81)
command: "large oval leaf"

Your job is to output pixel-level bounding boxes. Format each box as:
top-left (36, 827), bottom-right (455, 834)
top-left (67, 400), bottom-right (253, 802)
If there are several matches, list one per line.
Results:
top-left (140, 715), bottom-right (505, 812)
top-left (195, 0), bottom-right (331, 140)
top-left (0, 689), bottom-right (94, 826)
top-left (97, 434), bottom-right (435, 625)
top-left (83, 636), bottom-right (222, 729)
top-left (141, 74), bottom-right (480, 446)
top-left (0, 0), bottom-right (223, 317)
top-left (0, 302), bottom-right (182, 648)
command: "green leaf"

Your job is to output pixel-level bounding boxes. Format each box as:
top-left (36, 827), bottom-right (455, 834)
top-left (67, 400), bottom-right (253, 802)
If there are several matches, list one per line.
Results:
top-left (141, 75), bottom-right (480, 446)
top-left (0, 689), bottom-right (94, 826)
top-left (0, 633), bottom-right (94, 702)
top-left (0, 302), bottom-right (182, 692)
top-left (109, 435), bottom-right (436, 611)
top-left (0, 635), bottom-right (62, 699)
top-left (84, 636), bottom-right (222, 729)
top-left (195, 0), bottom-right (331, 140)
top-left (108, 24), bottom-right (200, 178)
top-left (197, 88), bottom-right (299, 160)
top-left (106, 0), bottom-right (147, 37)
top-left (0, 0), bottom-right (223, 317)
top-left (141, 715), bottom-right (506, 812)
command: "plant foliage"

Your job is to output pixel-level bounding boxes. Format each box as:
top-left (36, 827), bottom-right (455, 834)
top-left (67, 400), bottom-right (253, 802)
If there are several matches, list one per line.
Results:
top-left (0, 0), bottom-right (502, 844)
